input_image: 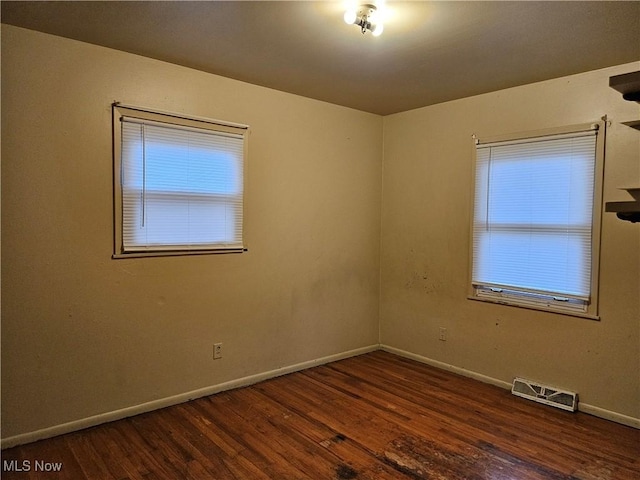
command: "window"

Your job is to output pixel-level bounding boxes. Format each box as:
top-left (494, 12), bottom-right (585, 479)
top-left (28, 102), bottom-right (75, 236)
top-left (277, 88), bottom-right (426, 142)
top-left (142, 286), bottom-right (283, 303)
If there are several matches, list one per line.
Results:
top-left (113, 104), bottom-right (248, 257)
top-left (469, 122), bottom-right (605, 318)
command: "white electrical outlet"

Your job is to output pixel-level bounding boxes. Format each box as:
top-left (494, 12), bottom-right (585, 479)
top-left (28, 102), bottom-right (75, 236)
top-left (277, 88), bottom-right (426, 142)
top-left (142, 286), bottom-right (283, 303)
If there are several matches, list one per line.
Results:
top-left (213, 343), bottom-right (223, 359)
top-left (439, 327), bottom-right (447, 341)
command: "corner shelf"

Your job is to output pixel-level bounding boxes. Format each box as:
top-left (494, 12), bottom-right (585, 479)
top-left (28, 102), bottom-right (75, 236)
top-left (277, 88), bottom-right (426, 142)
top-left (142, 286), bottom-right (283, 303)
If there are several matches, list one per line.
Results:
top-left (606, 72), bottom-right (640, 222)
top-left (609, 72), bottom-right (640, 130)
top-left (609, 71), bottom-right (640, 101)
top-left (605, 188), bottom-right (640, 223)
top-left (621, 119), bottom-right (640, 131)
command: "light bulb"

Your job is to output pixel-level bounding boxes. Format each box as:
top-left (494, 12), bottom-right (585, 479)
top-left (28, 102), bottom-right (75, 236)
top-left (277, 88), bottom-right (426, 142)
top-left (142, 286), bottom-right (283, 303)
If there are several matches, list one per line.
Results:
top-left (344, 9), bottom-right (357, 25)
top-left (372, 23), bottom-right (384, 36)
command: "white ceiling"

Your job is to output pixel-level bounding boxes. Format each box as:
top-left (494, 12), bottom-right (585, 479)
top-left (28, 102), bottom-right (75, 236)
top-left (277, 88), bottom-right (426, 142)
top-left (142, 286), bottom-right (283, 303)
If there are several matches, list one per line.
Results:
top-left (2, 1), bottom-right (639, 115)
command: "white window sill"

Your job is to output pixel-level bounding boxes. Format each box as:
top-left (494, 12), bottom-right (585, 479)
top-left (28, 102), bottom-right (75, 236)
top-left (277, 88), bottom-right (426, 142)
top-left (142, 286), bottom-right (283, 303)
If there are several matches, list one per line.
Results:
top-left (467, 295), bottom-right (600, 321)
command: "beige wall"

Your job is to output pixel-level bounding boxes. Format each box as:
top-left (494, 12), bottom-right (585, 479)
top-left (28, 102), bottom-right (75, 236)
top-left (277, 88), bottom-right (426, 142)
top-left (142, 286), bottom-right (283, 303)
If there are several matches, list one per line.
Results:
top-left (381, 62), bottom-right (640, 421)
top-left (2, 24), bottom-right (639, 443)
top-left (1, 25), bottom-right (382, 439)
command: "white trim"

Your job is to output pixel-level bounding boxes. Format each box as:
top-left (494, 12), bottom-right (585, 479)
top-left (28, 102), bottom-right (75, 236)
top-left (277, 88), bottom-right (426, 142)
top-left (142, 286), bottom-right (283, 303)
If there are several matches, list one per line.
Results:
top-left (3, 343), bottom-right (637, 448)
top-left (0, 344), bottom-right (379, 449)
top-left (578, 403), bottom-right (640, 429)
top-left (380, 345), bottom-right (640, 429)
top-left (468, 295), bottom-right (600, 321)
top-left (468, 120), bottom-right (605, 319)
top-left (379, 345), bottom-right (512, 389)
top-left (121, 116), bottom-right (245, 138)
top-left (474, 121), bottom-right (599, 148)
top-left (112, 104), bottom-right (249, 256)
top-left (476, 127), bottom-right (597, 149)
top-left (114, 102), bottom-right (249, 130)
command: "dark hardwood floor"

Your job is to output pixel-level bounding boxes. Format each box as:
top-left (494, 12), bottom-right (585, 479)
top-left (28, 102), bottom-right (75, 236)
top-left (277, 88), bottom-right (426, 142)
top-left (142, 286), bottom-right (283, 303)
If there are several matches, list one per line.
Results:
top-left (2, 350), bottom-right (639, 479)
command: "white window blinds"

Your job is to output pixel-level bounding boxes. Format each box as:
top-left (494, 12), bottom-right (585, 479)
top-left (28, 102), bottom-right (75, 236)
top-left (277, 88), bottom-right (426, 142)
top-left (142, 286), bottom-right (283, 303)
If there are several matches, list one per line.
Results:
top-left (472, 128), bottom-right (598, 304)
top-left (120, 116), bottom-right (245, 253)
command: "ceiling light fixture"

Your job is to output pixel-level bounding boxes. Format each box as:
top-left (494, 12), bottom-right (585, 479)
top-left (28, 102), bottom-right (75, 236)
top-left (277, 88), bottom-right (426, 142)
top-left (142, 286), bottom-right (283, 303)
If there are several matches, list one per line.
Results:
top-left (344, 4), bottom-right (384, 36)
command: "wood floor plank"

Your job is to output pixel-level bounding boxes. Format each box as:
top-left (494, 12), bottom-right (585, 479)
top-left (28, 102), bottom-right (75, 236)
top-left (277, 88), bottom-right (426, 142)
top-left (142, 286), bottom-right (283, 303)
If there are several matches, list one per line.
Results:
top-left (304, 362), bottom-right (567, 479)
top-left (2, 351), bottom-right (638, 479)
top-left (248, 380), bottom-right (407, 479)
top-left (225, 388), bottom-right (343, 479)
top-left (112, 415), bottom-right (183, 480)
top-left (201, 393), bottom-right (316, 479)
top-left (327, 353), bottom-right (624, 477)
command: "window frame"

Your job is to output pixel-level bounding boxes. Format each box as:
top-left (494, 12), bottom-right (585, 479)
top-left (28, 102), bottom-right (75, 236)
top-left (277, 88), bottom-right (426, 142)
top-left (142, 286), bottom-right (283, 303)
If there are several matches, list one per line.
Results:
top-left (467, 121), bottom-right (605, 319)
top-left (112, 103), bottom-right (249, 258)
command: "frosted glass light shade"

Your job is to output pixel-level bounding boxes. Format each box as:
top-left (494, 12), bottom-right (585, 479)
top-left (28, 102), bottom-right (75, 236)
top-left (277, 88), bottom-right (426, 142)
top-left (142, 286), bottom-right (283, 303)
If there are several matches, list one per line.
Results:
top-left (344, 10), bottom-right (357, 24)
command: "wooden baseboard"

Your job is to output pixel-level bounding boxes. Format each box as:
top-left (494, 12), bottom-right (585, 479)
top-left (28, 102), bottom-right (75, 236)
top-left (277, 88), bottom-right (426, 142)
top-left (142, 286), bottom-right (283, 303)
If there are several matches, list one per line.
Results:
top-left (381, 344), bottom-right (640, 429)
top-left (1, 344), bottom-right (379, 449)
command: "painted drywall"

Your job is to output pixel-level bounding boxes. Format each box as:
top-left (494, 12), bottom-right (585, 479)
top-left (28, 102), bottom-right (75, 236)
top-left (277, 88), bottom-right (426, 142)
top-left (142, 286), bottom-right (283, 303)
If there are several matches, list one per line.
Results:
top-left (1, 25), bottom-right (383, 439)
top-left (2, 23), bottom-right (638, 443)
top-left (381, 62), bottom-right (640, 420)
